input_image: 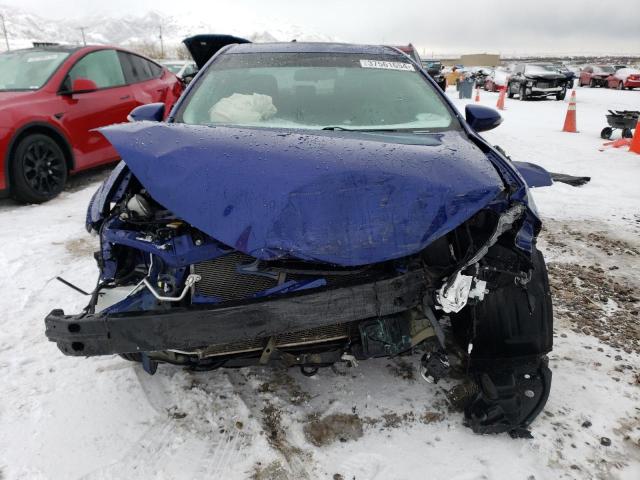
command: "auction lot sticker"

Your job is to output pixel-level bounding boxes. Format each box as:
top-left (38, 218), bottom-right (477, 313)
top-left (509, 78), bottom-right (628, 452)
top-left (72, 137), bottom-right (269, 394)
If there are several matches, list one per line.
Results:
top-left (360, 60), bottom-right (415, 71)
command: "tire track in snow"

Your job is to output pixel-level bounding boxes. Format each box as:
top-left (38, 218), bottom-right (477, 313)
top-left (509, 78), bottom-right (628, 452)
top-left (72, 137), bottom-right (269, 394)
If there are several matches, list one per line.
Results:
top-left (80, 366), bottom-right (255, 479)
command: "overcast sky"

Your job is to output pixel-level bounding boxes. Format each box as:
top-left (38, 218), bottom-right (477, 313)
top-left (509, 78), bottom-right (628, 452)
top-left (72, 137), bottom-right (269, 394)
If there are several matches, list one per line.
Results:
top-left (3, 0), bottom-right (639, 55)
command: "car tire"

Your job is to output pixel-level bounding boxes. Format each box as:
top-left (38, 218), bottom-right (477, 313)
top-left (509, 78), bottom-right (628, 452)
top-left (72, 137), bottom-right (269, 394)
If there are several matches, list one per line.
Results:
top-left (556, 90), bottom-right (566, 101)
top-left (590, 79), bottom-right (596, 88)
top-left (617, 82), bottom-right (624, 90)
top-left (622, 128), bottom-right (634, 139)
top-left (519, 85), bottom-right (527, 101)
top-left (10, 133), bottom-right (68, 204)
top-left (600, 127), bottom-right (613, 139)
top-left (507, 84), bottom-right (514, 98)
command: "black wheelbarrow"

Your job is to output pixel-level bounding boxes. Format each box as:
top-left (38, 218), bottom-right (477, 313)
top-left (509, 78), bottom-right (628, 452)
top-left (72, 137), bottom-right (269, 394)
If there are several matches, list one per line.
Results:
top-left (601, 110), bottom-right (639, 139)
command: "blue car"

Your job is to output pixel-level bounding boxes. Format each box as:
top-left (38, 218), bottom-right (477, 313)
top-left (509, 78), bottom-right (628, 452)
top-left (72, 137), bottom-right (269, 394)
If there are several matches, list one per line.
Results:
top-left (46, 36), bottom-right (555, 435)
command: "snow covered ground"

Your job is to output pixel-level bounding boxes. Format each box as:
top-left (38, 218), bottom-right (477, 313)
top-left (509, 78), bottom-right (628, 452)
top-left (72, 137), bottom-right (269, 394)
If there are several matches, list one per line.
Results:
top-left (0, 86), bottom-right (639, 480)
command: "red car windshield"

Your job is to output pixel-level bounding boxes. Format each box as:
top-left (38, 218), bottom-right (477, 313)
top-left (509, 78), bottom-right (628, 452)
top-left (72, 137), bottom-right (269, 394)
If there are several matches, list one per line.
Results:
top-left (593, 66), bottom-right (615, 74)
top-left (0, 50), bottom-right (69, 91)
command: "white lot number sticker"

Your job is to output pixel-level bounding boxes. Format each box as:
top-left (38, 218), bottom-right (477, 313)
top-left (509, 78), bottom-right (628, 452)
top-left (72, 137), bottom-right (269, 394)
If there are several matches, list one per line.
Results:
top-left (360, 59), bottom-right (415, 71)
top-left (27, 55), bottom-right (59, 63)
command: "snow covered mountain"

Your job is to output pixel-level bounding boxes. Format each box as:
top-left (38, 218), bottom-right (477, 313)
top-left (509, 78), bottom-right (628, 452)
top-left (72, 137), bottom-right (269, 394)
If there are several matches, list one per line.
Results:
top-left (0, 4), bottom-right (336, 55)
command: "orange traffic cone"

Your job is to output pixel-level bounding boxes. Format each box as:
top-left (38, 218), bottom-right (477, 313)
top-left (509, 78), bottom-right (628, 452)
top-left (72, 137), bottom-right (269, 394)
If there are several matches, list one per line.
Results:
top-left (562, 90), bottom-right (578, 133)
top-left (496, 86), bottom-right (506, 110)
top-left (629, 120), bottom-right (640, 154)
top-left (475, 88), bottom-right (480, 102)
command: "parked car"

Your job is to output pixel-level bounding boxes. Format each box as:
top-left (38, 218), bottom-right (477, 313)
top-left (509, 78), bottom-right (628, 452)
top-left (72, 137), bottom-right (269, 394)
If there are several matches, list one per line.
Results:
top-left (390, 43), bottom-right (422, 64)
top-left (484, 67), bottom-right (511, 92)
top-left (46, 37), bottom-right (555, 436)
top-left (0, 45), bottom-right (183, 203)
top-left (507, 63), bottom-right (567, 100)
top-left (605, 68), bottom-right (640, 90)
top-left (422, 59), bottom-right (447, 90)
top-left (160, 59), bottom-right (198, 82)
top-left (578, 64), bottom-right (615, 87)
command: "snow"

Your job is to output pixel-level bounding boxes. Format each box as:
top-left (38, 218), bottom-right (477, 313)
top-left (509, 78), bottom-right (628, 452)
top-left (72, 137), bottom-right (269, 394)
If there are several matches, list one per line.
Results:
top-left (1, 86), bottom-right (640, 479)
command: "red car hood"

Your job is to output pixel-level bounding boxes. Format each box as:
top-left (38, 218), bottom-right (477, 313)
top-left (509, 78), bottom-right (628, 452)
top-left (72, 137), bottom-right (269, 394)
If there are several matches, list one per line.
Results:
top-left (0, 90), bottom-right (36, 105)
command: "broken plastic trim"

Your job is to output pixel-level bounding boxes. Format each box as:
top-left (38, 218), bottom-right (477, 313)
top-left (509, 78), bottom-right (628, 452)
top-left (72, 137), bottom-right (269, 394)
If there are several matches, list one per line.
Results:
top-left (436, 203), bottom-right (524, 313)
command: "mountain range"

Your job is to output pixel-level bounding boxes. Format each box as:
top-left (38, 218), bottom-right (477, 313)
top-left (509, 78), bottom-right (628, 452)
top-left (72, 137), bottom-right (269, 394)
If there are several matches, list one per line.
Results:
top-left (0, 4), bottom-right (336, 57)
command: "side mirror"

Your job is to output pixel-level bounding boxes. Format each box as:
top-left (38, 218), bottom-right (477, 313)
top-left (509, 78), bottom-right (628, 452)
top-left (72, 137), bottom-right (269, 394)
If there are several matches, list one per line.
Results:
top-left (71, 78), bottom-right (98, 94)
top-left (127, 103), bottom-right (165, 122)
top-left (465, 104), bottom-right (503, 132)
top-left (181, 72), bottom-right (196, 85)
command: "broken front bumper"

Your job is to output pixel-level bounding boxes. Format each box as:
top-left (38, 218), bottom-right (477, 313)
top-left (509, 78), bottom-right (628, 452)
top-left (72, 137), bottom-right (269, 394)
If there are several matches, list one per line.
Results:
top-left (45, 270), bottom-right (429, 357)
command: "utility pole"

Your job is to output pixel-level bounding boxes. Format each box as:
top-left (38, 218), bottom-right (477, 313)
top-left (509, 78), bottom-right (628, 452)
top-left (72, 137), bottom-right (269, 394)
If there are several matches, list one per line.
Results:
top-left (79, 27), bottom-right (86, 46)
top-left (0, 13), bottom-right (9, 51)
top-left (159, 25), bottom-right (164, 58)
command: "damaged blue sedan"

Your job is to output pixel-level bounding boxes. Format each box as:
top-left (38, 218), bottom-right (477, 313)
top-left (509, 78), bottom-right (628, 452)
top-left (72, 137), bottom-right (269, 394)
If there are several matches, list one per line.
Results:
top-left (45, 37), bottom-right (553, 436)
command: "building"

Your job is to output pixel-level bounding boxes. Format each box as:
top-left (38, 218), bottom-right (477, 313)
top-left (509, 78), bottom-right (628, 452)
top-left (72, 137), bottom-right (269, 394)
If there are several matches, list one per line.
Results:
top-left (441, 53), bottom-right (501, 67)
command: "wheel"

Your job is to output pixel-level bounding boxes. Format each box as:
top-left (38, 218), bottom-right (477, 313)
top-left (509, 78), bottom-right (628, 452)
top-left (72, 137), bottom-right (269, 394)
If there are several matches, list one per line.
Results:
top-left (556, 89), bottom-right (566, 101)
top-left (622, 128), bottom-right (633, 138)
top-left (10, 133), bottom-right (68, 204)
top-left (590, 79), bottom-right (596, 88)
top-left (617, 82), bottom-right (624, 90)
top-left (519, 85), bottom-right (527, 101)
top-left (507, 83), bottom-right (514, 98)
top-left (600, 127), bottom-right (613, 139)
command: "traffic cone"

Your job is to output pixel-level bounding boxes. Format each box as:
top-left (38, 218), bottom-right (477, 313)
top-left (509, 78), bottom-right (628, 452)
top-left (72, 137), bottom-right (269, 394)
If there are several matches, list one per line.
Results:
top-left (496, 86), bottom-right (506, 110)
top-left (629, 120), bottom-right (640, 154)
top-left (562, 90), bottom-right (578, 133)
top-left (475, 88), bottom-right (480, 102)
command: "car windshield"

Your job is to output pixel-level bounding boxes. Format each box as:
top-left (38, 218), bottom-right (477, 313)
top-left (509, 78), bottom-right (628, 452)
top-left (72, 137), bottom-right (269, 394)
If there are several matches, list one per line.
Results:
top-left (177, 52), bottom-right (456, 132)
top-left (0, 50), bottom-right (69, 91)
top-left (525, 65), bottom-right (557, 75)
top-left (163, 63), bottom-right (184, 74)
top-left (594, 66), bottom-right (615, 73)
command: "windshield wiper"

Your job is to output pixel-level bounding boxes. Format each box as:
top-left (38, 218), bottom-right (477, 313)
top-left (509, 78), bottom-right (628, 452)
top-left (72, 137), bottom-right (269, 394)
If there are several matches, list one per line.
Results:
top-left (321, 126), bottom-right (402, 132)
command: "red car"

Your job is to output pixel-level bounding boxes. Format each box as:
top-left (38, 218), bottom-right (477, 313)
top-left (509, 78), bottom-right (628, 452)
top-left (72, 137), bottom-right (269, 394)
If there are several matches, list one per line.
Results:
top-left (0, 45), bottom-right (183, 203)
top-left (578, 64), bottom-right (615, 88)
top-left (605, 68), bottom-right (640, 90)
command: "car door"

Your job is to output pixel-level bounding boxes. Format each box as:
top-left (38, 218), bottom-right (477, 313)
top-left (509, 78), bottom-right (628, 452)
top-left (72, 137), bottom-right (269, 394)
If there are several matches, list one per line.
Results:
top-left (58, 49), bottom-right (137, 169)
top-left (119, 52), bottom-right (181, 118)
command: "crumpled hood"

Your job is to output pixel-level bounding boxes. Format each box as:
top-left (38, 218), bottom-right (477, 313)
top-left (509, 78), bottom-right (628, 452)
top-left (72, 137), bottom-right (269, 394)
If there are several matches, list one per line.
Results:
top-left (525, 73), bottom-right (566, 81)
top-left (99, 122), bottom-right (504, 266)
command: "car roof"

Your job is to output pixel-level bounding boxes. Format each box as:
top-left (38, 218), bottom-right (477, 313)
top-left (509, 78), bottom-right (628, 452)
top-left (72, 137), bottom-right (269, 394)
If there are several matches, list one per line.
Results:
top-left (226, 42), bottom-right (404, 56)
top-left (6, 45), bottom-right (85, 54)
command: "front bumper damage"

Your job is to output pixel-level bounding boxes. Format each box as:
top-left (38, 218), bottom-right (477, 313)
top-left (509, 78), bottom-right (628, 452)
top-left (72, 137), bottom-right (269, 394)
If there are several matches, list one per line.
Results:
top-left (45, 122), bottom-right (555, 435)
top-left (45, 269), bottom-right (429, 357)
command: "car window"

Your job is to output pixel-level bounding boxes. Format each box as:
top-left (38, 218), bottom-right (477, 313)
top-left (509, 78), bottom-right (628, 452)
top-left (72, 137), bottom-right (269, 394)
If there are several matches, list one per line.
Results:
top-left (0, 50), bottom-right (70, 91)
top-left (177, 52), bottom-right (457, 132)
top-left (67, 50), bottom-right (125, 89)
top-left (119, 52), bottom-right (162, 83)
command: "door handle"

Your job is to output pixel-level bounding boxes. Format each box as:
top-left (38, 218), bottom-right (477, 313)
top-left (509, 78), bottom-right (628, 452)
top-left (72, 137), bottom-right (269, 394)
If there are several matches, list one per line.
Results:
top-left (120, 95), bottom-right (131, 100)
